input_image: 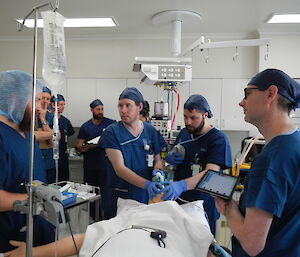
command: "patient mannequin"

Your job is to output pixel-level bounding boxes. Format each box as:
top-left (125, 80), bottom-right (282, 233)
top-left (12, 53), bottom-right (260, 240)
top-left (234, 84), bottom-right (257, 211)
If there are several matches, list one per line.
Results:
top-left (4, 200), bottom-right (217, 257)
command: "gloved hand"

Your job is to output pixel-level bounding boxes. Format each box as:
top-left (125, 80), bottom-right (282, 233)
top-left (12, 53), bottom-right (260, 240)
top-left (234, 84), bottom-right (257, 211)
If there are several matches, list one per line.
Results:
top-left (152, 169), bottom-right (165, 177)
top-left (144, 180), bottom-right (164, 200)
top-left (161, 180), bottom-right (187, 201)
top-left (165, 152), bottom-right (184, 166)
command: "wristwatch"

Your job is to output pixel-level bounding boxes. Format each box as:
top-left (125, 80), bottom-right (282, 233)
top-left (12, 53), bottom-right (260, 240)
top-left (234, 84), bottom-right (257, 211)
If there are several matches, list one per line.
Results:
top-left (41, 120), bottom-right (48, 125)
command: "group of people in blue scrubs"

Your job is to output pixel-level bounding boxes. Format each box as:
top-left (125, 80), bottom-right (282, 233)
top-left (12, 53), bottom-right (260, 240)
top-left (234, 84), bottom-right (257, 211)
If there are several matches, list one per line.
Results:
top-left (1, 68), bottom-right (299, 257)
top-left (35, 88), bottom-right (75, 184)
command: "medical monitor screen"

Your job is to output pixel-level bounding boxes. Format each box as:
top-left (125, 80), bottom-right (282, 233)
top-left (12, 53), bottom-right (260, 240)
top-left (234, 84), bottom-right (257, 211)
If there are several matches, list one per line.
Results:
top-left (195, 170), bottom-right (239, 200)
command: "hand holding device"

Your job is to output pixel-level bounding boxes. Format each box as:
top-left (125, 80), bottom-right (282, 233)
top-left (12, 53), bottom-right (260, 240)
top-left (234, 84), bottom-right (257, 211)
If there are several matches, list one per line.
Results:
top-left (152, 169), bottom-right (165, 177)
top-left (161, 180), bottom-right (187, 200)
top-left (144, 180), bottom-right (164, 200)
top-left (165, 152), bottom-right (184, 165)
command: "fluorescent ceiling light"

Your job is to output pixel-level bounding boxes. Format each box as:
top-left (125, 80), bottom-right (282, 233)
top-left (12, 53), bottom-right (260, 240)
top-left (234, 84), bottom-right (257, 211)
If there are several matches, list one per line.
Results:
top-left (16, 18), bottom-right (117, 28)
top-left (267, 14), bottom-right (300, 23)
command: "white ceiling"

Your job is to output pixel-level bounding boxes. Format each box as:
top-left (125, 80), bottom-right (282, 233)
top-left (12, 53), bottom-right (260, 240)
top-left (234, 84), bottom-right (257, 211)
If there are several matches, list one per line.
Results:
top-left (0, 0), bottom-right (300, 40)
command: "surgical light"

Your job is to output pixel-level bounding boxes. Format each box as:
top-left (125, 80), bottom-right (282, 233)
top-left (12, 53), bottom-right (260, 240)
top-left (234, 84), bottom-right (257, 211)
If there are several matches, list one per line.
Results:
top-left (267, 14), bottom-right (300, 23)
top-left (16, 17), bottom-right (117, 28)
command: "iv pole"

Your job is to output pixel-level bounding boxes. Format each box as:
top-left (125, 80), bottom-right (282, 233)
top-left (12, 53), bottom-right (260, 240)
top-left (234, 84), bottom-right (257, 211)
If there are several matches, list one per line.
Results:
top-left (18, 2), bottom-right (54, 256)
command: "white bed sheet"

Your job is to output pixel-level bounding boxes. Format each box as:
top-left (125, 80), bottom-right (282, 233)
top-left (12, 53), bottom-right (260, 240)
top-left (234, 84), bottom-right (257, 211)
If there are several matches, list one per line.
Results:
top-left (79, 199), bottom-right (213, 257)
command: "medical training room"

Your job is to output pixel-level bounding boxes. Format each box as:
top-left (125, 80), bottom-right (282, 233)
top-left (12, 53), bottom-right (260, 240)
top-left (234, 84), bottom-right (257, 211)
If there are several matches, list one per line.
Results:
top-left (1, 0), bottom-right (300, 256)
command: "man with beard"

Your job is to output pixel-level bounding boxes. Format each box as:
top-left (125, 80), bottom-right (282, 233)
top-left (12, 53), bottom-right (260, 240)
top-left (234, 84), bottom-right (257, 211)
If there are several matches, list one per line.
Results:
top-left (162, 94), bottom-right (232, 235)
top-left (75, 99), bottom-right (116, 189)
top-left (50, 94), bottom-right (74, 181)
top-left (0, 70), bottom-right (55, 252)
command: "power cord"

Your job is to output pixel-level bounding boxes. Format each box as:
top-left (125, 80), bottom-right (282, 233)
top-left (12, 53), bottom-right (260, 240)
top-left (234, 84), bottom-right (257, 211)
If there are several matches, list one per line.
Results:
top-left (91, 226), bottom-right (167, 256)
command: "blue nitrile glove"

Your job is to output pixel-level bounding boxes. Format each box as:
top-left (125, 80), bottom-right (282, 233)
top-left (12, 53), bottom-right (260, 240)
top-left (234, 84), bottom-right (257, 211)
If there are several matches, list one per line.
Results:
top-left (152, 169), bottom-right (165, 177)
top-left (165, 152), bottom-right (184, 166)
top-left (161, 180), bottom-right (187, 201)
top-left (144, 180), bottom-right (164, 200)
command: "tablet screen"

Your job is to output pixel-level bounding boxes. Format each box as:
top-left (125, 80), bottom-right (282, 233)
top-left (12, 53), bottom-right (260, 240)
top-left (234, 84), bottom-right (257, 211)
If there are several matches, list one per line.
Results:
top-left (196, 170), bottom-right (239, 199)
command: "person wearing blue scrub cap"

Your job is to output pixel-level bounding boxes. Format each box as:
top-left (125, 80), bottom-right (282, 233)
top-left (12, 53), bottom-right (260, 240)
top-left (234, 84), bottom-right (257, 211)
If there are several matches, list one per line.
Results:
top-left (35, 85), bottom-right (56, 183)
top-left (0, 70), bottom-right (55, 252)
top-left (139, 100), bottom-right (150, 122)
top-left (50, 94), bottom-right (75, 181)
top-left (215, 69), bottom-right (300, 257)
top-left (98, 87), bottom-right (166, 219)
top-left (90, 99), bottom-right (103, 108)
top-left (75, 98), bottom-right (116, 218)
top-left (162, 94), bottom-right (232, 235)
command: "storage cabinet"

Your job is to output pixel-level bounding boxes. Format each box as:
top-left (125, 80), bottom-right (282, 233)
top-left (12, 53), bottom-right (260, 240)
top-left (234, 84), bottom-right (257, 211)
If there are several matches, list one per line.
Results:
top-left (221, 79), bottom-right (256, 131)
top-left (189, 78), bottom-right (258, 133)
top-left (189, 79), bottom-right (222, 129)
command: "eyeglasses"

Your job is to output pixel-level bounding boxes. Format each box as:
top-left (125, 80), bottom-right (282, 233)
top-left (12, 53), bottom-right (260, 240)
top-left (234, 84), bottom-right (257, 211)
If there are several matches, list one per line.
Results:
top-left (243, 87), bottom-right (261, 99)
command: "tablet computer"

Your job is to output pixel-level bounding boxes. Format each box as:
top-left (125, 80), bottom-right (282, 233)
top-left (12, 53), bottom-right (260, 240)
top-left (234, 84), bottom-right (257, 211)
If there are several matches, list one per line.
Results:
top-left (195, 170), bottom-right (239, 200)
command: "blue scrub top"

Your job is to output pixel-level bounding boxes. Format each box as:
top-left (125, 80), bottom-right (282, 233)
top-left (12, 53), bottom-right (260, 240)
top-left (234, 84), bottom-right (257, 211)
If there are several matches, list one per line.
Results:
top-left (98, 121), bottom-right (165, 204)
top-left (58, 115), bottom-right (75, 158)
top-left (174, 127), bottom-right (232, 180)
top-left (57, 115), bottom-right (74, 181)
top-left (173, 126), bottom-right (232, 235)
top-left (78, 117), bottom-right (116, 169)
top-left (0, 122), bottom-right (53, 252)
top-left (233, 129), bottom-right (300, 257)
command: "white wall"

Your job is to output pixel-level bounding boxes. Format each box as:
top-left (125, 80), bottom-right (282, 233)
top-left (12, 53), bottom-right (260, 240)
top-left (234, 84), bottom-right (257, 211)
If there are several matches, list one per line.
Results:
top-left (259, 34), bottom-right (300, 77)
top-left (0, 36), bottom-right (258, 78)
top-left (0, 33), bottom-right (299, 129)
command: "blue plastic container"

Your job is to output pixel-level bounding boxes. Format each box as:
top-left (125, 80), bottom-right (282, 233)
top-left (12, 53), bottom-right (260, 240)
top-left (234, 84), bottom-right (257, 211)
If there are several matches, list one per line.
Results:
top-left (61, 192), bottom-right (77, 206)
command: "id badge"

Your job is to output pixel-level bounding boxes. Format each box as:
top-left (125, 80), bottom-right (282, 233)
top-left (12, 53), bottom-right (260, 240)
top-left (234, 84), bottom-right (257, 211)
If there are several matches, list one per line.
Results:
top-left (147, 154), bottom-right (154, 167)
top-left (192, 164), bottom-right (201, 176)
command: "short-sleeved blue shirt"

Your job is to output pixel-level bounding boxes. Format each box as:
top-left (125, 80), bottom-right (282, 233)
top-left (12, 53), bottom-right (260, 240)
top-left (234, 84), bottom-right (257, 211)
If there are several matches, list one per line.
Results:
top-left (233, 129), bottom-right (300, 257)
top-left (78, 117), bottom-right (116, 169)
top-left (0, 121), bottom-right (52, 252)
top-left (98, 121), bottom-right (165, 203)
top-left (174, 127), bottom-right (232, 181)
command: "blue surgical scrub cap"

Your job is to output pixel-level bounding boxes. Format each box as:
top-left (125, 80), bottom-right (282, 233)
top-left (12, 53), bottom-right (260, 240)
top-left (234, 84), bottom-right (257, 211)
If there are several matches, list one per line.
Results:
top-left (184, 94), bottom-right (213, 118)
top-left (119, 87), bottom-right (144, 105)
top-left (90, 99), bottom-right (103, 108)
top-left (43, 86), bottom-right (52, 95)
top-left (51, 94), bottom-right (65, 103)
top-left (249, 69), bottom-right (300, 109)
top-left (0, 70), bottom-right (43, 125)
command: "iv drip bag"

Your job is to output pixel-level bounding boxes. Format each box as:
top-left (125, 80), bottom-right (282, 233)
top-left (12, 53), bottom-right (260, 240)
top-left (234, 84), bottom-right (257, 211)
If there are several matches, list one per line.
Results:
top-left (42, 11), bottom-right (66, 95)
